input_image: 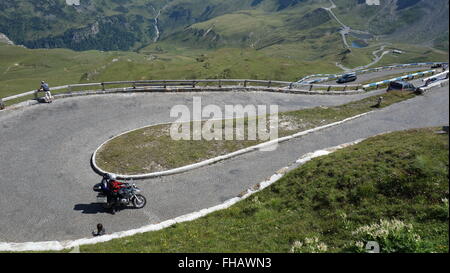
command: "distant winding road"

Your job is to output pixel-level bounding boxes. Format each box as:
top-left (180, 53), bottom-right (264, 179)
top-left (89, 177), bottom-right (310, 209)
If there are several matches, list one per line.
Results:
top-left (322, 0), bottom-right (390, 71)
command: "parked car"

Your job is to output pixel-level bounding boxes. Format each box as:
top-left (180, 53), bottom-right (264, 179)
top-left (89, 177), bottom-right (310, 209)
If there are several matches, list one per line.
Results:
top-left (431, 63), bottom-right (443, 69)
top-left (416, 76), bottom-right (444, 94)
top-left (336, 73), bottom-right (357, 84)
top-left (424, 77), bottom-right (439, 85)
top-left (387, 80), bottom-right (416, 92)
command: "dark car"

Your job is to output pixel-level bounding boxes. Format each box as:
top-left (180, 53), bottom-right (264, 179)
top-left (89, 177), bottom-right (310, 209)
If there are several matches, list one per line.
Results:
top-left (336, 73), bottom-right (357, 84)
top-left (431, 63), bottom-right (443, 69)
top-left (387, 80), bottom-right (416, 92)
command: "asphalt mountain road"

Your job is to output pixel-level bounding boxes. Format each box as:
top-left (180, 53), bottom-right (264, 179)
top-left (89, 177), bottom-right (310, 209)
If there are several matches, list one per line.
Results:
top-left (0, 86), bottom-right (448, 243)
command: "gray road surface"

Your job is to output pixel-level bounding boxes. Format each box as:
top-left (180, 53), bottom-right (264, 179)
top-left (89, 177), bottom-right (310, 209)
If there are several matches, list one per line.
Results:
top-left (0, 86), bottom-right (448, 243)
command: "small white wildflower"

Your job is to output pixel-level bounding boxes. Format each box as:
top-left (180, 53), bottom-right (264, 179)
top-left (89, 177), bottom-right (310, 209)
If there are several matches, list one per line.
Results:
top-left (290, 241), bottom-right (303, 253)
top-left (355, 241), bottom-right (364, 249)
top-left (304, 237), bottom-right (314, 245)
top-left (317, 242), bottom-right (328, 252)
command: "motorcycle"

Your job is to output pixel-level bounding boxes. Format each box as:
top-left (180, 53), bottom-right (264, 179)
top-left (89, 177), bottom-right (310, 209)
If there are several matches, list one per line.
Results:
top-left (93, 181), bottom-right (147, 210)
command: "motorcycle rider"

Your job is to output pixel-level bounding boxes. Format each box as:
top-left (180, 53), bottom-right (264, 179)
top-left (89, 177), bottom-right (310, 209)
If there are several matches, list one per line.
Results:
top-left (101, 173), bottom-right (126, 214)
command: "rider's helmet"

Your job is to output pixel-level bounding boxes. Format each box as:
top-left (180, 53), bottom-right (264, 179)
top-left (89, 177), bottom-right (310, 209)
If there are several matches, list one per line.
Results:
top-left (41, 80), bottom-right (45, 84)
top-left (107, 173), bottom-right (117, 181)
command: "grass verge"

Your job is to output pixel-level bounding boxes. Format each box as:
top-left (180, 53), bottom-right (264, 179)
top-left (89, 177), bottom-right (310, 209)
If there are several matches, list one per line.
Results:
top-left (83, 127), bottom-right (449, 253)
top-left (96, 91), bottom-right (415, 175)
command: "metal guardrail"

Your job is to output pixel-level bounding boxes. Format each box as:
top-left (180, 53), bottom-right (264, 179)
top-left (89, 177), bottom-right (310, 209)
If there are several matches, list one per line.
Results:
top-left (1, 63), bottom-right (447, 110)
top-left (422, 70), bottom-right (449, 83)
top-left (293, 82), bottom-right (361, 91)
top-left (1, 85), bottom-right (71, 109)
top-left (1, 78), bottom-right (359, 109)
top-left (362, 69), bottom-right (438, 89)
top-left (297, 62), bottom-right (448, 84)
top-left (417, 79), bottom-right (449, 94)
top-left (416, 70), bottom-right (450, 94)
top-left (2, 85), bottom-right (69, 102)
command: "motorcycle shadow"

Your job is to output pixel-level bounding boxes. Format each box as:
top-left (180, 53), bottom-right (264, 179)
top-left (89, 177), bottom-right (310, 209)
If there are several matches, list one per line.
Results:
top-left (73, 203), bottom-right (110, 214)
top-left (74, 203), bottom-right (139, 214)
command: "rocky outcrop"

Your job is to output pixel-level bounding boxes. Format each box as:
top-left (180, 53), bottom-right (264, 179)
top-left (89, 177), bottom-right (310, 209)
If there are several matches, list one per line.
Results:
top-left (71, 21), bottom-right (100, 43)
top-left (0, 33), bottom-right (14, 45)
top-left (65, 0), bottom-right (81, 6)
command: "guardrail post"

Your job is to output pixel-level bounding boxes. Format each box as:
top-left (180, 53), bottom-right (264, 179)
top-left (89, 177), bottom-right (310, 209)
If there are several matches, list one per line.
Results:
top-left (289, 82), bottom-right (293, 89)
top-left (192, 81), bottom-right (196, 88)
top-left (102, 83), bottom-right (105, 91)
top-left (244, 80), bottom-right (248, 88)
top-left (163, 80), bottom-right (167, 89)
top-left (309, 85), bottom-right (313, 91)
top-left (219, 80), bottom-right (222, 88)
top-left (268, 80), bottom-right (272, 88)
top-left (343, 85), bottom-right (347, 91)
top-left (327, 86), bottom-right (331, 92)
top-left (0, 99), bottom-right (5, 110)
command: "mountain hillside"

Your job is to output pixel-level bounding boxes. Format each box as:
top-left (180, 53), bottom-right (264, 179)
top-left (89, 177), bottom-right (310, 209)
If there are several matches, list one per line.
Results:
top-left (335, 0), bottom-right (449, 48)
top-left (0, 0), bottom-right (261, 50)
top-left (0, 0), bottom-right (448, 51)
top-left (0, 0), bottom-right (448, 98)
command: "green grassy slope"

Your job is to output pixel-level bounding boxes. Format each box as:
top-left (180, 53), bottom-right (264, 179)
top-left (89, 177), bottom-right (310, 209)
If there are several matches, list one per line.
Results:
top-left (0, 42), bottom-right (340, 98)
top-left (1, 40), bottom-right (447, 100)
top-left (161, 3), bottom-right (331, 49)
top-left (96, 91), bottom-right (415, 175)
top-left (79, 128), bottom-right (449, 253)
top-left (0, 44), bottom-right (139, 97)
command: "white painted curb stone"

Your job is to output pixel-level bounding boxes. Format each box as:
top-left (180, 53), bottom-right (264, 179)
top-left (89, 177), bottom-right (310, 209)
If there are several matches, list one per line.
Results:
top-left (92, 112), bottom-right (371, 179)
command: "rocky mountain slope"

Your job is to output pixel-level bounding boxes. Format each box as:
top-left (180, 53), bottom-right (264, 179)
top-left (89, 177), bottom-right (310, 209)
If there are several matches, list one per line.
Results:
top-left (0, 33), bottom-right (14, 45)
top-left (0, 0), bottom-right (448, 51)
